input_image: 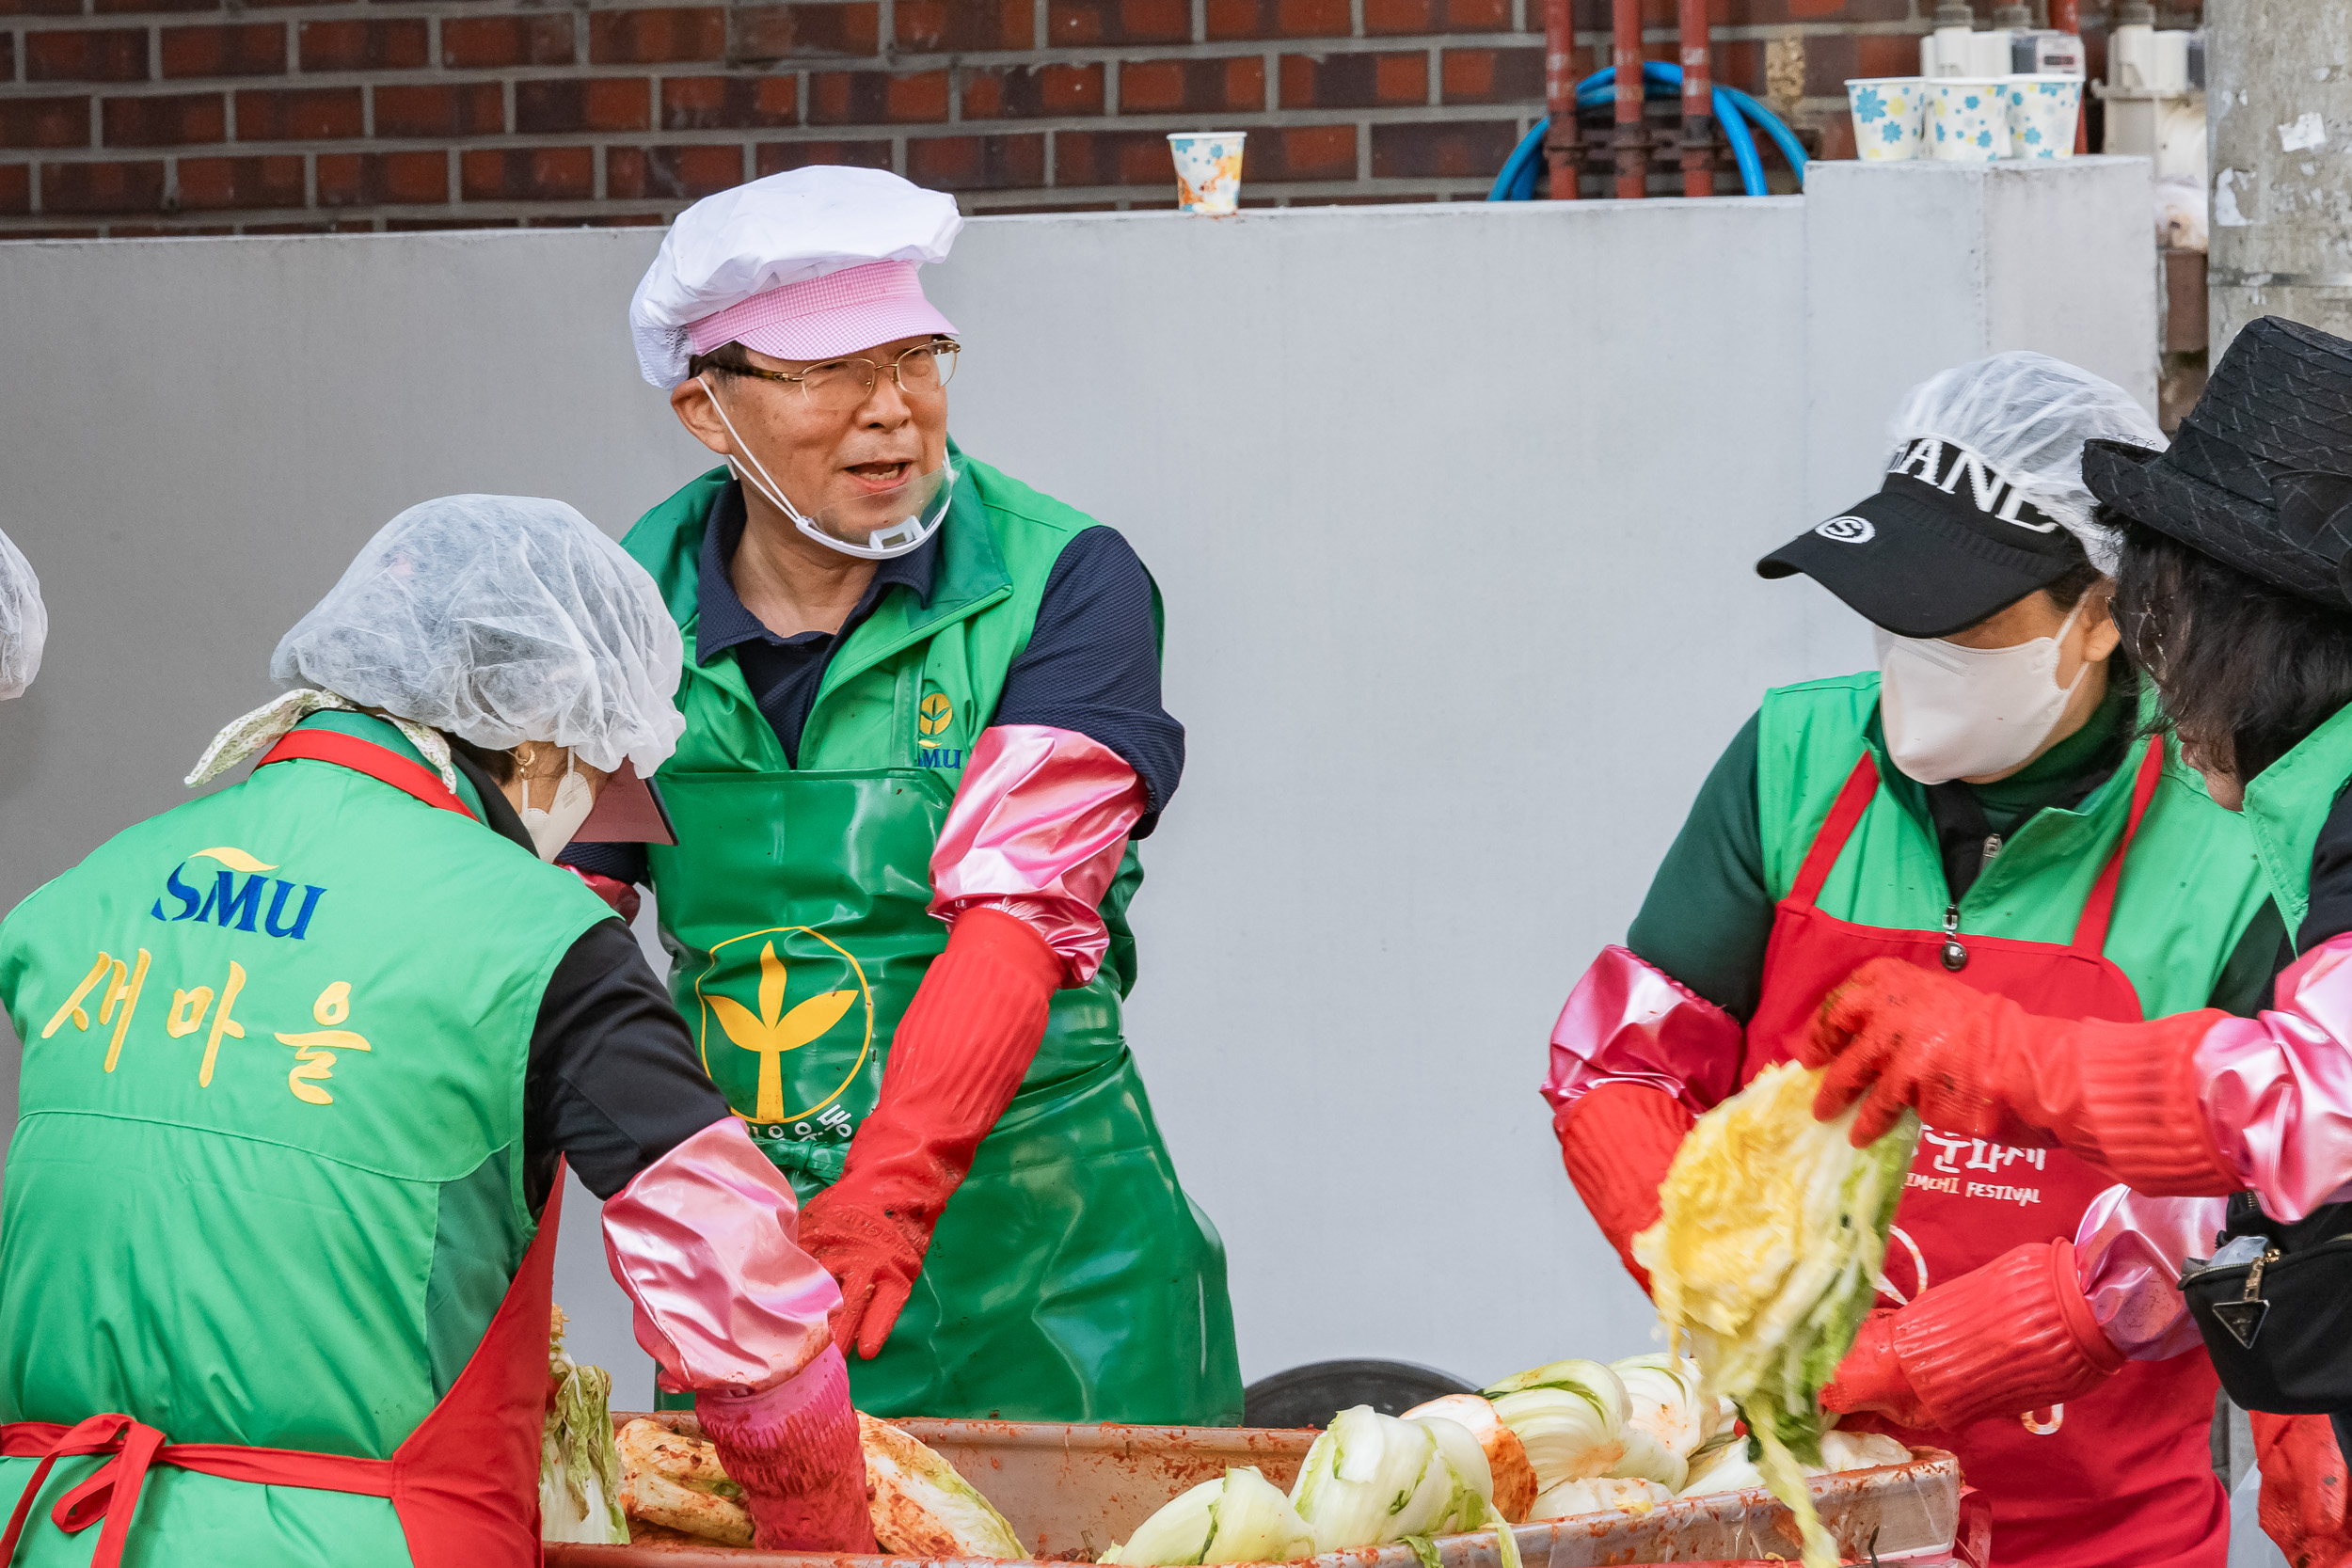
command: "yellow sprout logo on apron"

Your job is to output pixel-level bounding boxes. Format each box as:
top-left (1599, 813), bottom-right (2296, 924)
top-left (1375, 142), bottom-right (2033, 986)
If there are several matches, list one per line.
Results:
top-left (692, 927), bottom-right (874, 1128)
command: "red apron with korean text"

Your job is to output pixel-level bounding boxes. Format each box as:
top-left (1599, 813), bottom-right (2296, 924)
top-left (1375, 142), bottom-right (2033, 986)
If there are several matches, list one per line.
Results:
top-left (1744, 741), bottom-right (2225, 1568)
top-left (0, 733), bottom-right (564, 1568)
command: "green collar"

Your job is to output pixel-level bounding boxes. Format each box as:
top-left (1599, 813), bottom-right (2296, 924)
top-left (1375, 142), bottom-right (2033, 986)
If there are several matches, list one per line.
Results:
top-left (621, 438), bottom-right (1015, 745)
top-left (2242, 700), bottom-right (2352, 936)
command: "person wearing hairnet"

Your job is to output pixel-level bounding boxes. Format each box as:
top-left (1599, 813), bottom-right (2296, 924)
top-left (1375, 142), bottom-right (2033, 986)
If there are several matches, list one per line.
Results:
top-left (563, 165), bottom-right (1239, 1426)
top-left (1797, 318), bottom-right (2352, 1568)
top-left (0, 527), bottom-right (45, 703)
top-left (1542, 354), bottom-right (2276, 1568)
top-left (0, 496), bottom-right (875, 1564)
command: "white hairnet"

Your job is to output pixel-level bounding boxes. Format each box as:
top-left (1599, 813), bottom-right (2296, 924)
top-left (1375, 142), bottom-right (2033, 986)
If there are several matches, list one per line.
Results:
top-left (1886, 351), bottom-right (2163, 575)
top-left (0, 527), bottom-right (44, 702)
top-left (271, 495), bottom-right (685, 777)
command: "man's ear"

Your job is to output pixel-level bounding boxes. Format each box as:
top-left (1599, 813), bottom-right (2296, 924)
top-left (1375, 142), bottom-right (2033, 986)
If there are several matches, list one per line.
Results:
top-left (2081, 584), bottom-right (2123, 663)
top-left (669, 376), bottom-right (733, 458)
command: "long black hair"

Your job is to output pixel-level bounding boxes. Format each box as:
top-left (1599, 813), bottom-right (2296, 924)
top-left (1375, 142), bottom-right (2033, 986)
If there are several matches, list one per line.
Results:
top-left (2112, 506), bottom-right (2352, 784)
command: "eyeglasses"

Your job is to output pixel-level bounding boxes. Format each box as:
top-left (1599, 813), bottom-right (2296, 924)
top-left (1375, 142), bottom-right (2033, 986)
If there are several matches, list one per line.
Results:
top-left (719, 340), bottom-right (959, 412)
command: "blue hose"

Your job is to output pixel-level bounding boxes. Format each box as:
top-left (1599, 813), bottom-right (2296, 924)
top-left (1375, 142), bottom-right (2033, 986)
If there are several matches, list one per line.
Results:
top-left (1486, 61), bottom-right (1804, 200)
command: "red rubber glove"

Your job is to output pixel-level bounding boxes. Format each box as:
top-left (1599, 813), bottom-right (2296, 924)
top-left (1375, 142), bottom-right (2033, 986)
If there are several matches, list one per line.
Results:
top-left (2255, 1411), bottom-right (2352, 1568)
top-left (1820, 1241), bottom-right (2122, 1431)
top-left (1801, 957), bottom-right (2238, 1194)
top-left (695, 1345), bottom-right (878, 1552)
top-left (797, 907), bottom-right (1061, 1360)
top-left (1553, 1083), bottom-right (1692, 1292)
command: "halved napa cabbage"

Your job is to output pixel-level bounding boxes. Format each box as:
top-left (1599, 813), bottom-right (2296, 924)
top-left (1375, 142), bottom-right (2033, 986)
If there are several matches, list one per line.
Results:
top-left (1399, 1396), bottom-right (1537, 1524)
top-left (1104, 1466), bottom-right (1313, 1565)
top-left (1630, 1061), bottom-right (1918, 1568)
top-left (1480, 1361), bottom-right (1629, 1491)
top-left (1288, 1407), bottom-right (1493, 1551)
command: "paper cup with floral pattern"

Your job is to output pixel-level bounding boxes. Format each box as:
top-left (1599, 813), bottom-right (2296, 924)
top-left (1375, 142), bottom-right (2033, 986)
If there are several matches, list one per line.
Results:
top-left (1168, 133), bottom-right (1247, 215)
top-left (2006, 75), bottom-right (2084, 160)
top-left (1846, 77), bottom-right (1927, 161)
top-left (1927, 78), bottom-right (2012, 161)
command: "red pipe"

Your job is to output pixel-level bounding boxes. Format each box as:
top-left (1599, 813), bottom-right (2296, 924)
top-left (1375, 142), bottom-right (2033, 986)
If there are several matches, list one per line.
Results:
top-left (2047, 0), bottom-right (2090, 154)
top-left (1613, 0), bottom-right (1650, 198)
top-left (1543, 0), bottom-right (1580, 198)
top-left (1677, 0), bottom-right (1713, 197)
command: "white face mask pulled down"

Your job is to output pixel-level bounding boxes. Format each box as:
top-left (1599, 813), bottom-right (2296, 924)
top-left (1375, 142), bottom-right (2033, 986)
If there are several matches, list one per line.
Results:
top-left (520, 752), bottom-right (597, 862)
top-left (696, 374), bottom-right (954, 561)
top-left (1874, 599), bottom-right (2090, 786)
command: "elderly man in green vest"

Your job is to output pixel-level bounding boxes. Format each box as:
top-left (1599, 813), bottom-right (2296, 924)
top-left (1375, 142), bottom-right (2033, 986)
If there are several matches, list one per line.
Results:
top-left (564, 166), bottom-right (1242, 1426)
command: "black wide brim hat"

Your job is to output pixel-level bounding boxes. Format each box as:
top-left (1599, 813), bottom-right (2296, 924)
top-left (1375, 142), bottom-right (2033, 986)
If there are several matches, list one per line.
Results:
top-left (2084, 315), bottom-right (2352, 610)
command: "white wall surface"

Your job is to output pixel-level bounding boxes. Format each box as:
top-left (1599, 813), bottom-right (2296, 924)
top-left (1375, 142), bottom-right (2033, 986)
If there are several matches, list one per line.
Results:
top-left (0, 162), bottom-right (2155, 1405)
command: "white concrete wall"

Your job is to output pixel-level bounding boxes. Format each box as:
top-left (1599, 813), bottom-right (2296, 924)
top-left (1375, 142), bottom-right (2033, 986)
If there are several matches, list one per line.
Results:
top-left (0, 161), bottom-right (2155, 1404)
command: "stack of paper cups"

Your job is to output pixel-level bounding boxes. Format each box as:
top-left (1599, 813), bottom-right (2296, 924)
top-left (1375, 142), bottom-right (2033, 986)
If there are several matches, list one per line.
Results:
top-left (1167, 132), bottom-right (1247, 215)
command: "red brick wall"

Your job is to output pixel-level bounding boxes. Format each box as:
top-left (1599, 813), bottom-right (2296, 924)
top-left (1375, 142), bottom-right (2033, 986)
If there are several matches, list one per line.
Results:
top-left (0, 0), bottom-right (2201, 236)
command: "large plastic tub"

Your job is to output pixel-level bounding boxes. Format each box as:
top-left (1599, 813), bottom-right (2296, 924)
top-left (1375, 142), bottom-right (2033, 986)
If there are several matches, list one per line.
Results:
top-left (546, 1415), bottom-right (1963, 1568)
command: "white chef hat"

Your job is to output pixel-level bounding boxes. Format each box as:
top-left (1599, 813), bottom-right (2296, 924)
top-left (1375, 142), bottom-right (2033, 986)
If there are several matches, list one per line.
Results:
top-left (0, 526), bottom-right (44, 701)
top-left (629, 166), bottom-right (963, 389)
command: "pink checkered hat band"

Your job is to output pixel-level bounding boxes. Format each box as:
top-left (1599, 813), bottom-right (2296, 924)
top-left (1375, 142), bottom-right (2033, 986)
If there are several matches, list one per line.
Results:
top-left (685, 259), bottom-right (959, 363)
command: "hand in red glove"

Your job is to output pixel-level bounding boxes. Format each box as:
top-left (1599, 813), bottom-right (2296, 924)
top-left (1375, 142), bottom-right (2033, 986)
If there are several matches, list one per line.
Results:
top-left (1553, 1083), bottom-right (1692, 1292)
top-left (796, 907), bottom-right (1061, 1360)
top-left (1800, 957), bottom-right (2237, 1194)
top-left (2254, 1411), bottom-right (2352, 1568)
top-left (1819, 1242), bottom-right (2121, 1431)
top-left (695, 1345), bottom-right (879, 1552)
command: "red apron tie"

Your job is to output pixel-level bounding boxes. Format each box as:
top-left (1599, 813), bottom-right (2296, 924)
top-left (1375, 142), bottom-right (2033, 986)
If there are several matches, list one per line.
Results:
top-left (0, 1413), bottom-right (395, 1568)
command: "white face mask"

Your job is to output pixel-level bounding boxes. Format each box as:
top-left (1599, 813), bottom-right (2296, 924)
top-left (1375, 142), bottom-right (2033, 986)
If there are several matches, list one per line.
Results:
top-left (520, 752), bottom-right (597, 862)
top-left (696, 374), bottom-right (952, 561)
top-left (1874, 599), bottom-right (2090, 785)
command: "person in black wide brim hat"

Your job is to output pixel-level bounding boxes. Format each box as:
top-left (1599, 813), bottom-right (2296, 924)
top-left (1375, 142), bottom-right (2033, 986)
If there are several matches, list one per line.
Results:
top-left (1792, 316), bottom-right (2352, 1565)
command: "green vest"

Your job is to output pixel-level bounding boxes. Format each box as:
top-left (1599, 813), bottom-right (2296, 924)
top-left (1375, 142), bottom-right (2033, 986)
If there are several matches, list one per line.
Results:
top-left (1756, 673), bottom-right (2272, 1016)
top-left (0, 712), bottom-right (609, 1566)
top-left (2241, 701), bottom-right (2352, 942)
top-left (623, 453), bottom-right (1241, 1426)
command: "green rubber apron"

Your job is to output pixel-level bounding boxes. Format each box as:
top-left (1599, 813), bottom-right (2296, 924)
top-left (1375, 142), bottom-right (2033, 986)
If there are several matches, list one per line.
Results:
top-left (651, 652), bottom-right (1241, 1426)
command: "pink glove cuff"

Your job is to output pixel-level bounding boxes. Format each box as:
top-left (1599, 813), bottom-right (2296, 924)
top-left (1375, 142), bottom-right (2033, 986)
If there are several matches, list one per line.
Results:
top-left (929, 724), bottom-right (1143, 987)
top-left (697, 1345), bottom-right (878, 1553)
top-left (1542, 945), bottom-right (1743, 1116)
top-left (568, 865), bottom-right (642, 924)
top-left (602, 1117), bottom-right (841, 1395)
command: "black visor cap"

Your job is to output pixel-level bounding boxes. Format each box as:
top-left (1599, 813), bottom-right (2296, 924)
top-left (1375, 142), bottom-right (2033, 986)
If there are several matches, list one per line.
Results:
top-left (1756, 473), bottom-right (2088, 639)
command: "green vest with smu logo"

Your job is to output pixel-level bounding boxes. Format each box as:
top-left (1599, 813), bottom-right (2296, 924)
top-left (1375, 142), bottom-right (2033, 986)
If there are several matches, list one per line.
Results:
top-left (623, 450), bottom-right (1241, 1426)
top-left (1756, 673), bottom-right (2271, 1015)
top-left (0, 711), bottom-right (609, 1567)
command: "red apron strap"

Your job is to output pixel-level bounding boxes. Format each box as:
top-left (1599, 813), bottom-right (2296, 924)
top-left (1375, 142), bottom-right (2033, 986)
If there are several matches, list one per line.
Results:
top-left (2072, 736), bottom-right (2167, 956)
top-left (1788, 752), bottom-right (1883, 910)
top-left (256, 730), bottom-right (478, 822)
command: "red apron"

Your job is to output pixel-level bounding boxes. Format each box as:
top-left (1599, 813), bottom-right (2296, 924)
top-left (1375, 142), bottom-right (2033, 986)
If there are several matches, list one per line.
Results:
top-left (0, 732), bottom-right (558, 1568)
top-left (1744, 740), bottom-right (2226, 1568)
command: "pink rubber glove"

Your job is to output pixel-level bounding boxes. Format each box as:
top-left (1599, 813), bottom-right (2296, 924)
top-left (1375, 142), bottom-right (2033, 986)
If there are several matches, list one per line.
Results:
top-left (694, 1344), bottom-right (877, 1552)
